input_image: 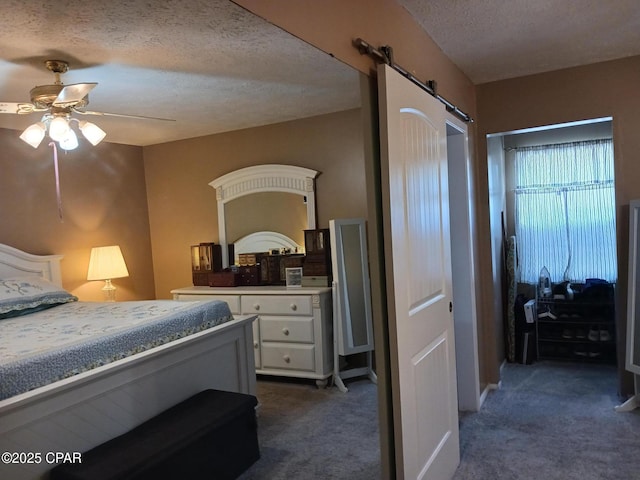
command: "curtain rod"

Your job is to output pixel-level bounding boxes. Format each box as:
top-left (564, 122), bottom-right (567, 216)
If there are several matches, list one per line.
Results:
top-left (505, 137), bottom-right (612, 152)
top-left (353, 38), bottom-right (473, 123)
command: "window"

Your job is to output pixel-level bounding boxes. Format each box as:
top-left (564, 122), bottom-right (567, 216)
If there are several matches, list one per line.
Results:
top-left (515, 139), bottom-right (616, 284)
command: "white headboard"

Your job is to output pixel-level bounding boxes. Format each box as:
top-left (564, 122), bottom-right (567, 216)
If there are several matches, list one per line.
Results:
top-left (233, 231), bottom-right (302, 264)
top-left (0, 244), bottom-right (63, 287)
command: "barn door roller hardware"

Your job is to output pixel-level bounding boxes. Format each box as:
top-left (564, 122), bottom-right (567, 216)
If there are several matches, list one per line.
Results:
top-left (354, 38), bottom-right (473, 123)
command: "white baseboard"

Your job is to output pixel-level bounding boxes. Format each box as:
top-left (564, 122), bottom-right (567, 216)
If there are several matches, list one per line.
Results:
top-left (478, 360), bottom-right (506, 408)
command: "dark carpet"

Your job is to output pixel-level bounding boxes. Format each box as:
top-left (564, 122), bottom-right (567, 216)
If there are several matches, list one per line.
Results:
top-left (237, 377), bottom-right (380, 479)
top-left (237, 362), bottom-right (639, 479)
top-left (453, 361), bottom-right (640, 480)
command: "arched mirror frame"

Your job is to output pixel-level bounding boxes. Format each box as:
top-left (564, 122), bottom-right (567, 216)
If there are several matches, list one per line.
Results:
top-left (209, 164), bottom-right (319, 268)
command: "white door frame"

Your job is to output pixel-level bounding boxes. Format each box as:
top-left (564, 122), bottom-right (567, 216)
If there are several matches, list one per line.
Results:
top-left (446, 116), bottom-right (481, 412)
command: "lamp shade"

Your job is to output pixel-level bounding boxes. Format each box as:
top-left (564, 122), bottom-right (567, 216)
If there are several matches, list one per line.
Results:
top-left (78, 121), bottom-right (106, 146)
top-left (49, 116), bottom-right (70, 141)
top-left (87, 245), bottom-right (129, 281)
top-left (59, 128), bottom-right (79, 151)
top-left (19, 122), bottom-right (46, 148)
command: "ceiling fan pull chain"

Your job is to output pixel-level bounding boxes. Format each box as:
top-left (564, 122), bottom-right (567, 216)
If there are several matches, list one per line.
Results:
top-left (48, 142), bottom-right (64, 222)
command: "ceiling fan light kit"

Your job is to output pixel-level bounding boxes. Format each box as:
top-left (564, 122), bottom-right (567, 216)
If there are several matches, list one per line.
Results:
top-left (3, 59), bottom-right (174, 149)
top-left (6, 59), bottom-right (160, 220)
top-left (19, 114), bottom-right (105, 150)
top-left (10, 60), bottom-right (105, 150)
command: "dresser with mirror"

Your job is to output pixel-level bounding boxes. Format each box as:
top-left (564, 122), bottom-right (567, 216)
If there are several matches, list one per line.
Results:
top-left (172, 164), bottom-right (334, 386)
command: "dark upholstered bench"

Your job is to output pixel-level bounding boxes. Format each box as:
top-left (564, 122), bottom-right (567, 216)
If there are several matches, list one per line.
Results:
top-left (50, 389), bottom-right (259, 480)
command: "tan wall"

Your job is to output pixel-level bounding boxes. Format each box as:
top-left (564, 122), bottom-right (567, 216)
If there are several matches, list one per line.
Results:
top-left (476, 56), bottom-right (640, 394)
top-left (0, 129), bottom-right (155, 301)
top-left (144, 108), bottom-right (366, 299)
top-left (235, 0), bottom-right (476, 117)
top-left (486, 136), bottom-right (506, 369)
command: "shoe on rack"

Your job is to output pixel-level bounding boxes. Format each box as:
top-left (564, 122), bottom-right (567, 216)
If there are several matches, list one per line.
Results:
top-left (562, 329), bottom-right (573, 339)
top-left (538, 309), bottom-right (557, 320)
top-left (575, 329), bottom-right (587, 339)
top-left (599, 330), bottom-right (611, 342)
top-left (588, 350), bottom-right (602, 358)
top-left (588, 328), bottom-right (600, 342)
top-left (574, 349), bottom-right (588, 357)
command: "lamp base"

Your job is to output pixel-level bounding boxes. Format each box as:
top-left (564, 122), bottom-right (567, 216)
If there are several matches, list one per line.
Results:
top-left (102, 279), bottom-right (117, 302)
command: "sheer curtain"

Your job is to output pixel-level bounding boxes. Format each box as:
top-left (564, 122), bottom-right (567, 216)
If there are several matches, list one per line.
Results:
top-left (515, 139), bottom-right (616, 284)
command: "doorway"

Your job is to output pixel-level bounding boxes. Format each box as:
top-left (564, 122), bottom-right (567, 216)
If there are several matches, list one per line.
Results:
top-left (486, 117), bottom-right (618, 373)
top-left (447, 120), bottom-right (481, 412)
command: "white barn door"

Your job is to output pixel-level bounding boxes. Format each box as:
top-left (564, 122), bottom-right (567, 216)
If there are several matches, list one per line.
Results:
top-left (378, 64), bottom-right (460, 479)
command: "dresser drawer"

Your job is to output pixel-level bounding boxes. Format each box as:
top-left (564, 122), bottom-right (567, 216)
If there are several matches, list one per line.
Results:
top-left (242, 295), bottom-right (312, 315)
top-left (261, 343), bottom-right (315, 371)
top-left (260, 316), bottom-right (314, 343)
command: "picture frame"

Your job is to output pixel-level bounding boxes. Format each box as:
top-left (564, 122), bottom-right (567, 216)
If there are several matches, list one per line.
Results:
top-left (285, 267), bottom-right (303, 288)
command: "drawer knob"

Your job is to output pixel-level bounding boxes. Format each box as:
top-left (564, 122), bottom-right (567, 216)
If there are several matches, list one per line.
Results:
top-left (253, 304), bottom-right (260, 311)
top-left (283, 354), bottom-right (291, 363)
top-left (290, 303), bottom-right (297, 311)
top-left (253, 341), bottom-right (259, 349)
top-left (282, 328), bottom-right (290, 336)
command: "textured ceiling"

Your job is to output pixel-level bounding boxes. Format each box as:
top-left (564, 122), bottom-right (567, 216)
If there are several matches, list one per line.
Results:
top-left (398, 0), bottom-right (640, 84)
top-left (2, 1), bottom-right (638, 147)
top-left (0, 0), bottom-right (360, 146)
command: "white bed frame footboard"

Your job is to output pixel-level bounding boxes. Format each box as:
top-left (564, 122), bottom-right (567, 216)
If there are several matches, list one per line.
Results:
top-left (0, 315), bottom-right (256, 480)
top-left (0, 244), bottom-right (257, 480)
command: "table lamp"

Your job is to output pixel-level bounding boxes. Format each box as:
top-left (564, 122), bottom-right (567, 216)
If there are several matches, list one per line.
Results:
top-left (87, 245), bottom-right (129, 302)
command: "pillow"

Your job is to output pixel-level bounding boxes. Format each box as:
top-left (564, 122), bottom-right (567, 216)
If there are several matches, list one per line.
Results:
top-left (0, 276), bottom-right (78, 319)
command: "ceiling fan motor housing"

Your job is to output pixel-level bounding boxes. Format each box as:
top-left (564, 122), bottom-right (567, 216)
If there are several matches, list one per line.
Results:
top-left (29, 60), bottom-right (89, 109)
top-left (30, 84), bottom-right (63, 109)
top-left (30, 85), bottom-right (89, 110)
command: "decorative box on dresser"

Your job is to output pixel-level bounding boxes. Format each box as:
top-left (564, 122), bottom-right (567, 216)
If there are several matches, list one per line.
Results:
top-left (172, 286), bottom-right (333, 387)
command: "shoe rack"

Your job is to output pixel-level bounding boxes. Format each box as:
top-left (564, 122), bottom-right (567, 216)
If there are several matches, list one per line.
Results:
top-left (536, 283), bottom-right (616, 363)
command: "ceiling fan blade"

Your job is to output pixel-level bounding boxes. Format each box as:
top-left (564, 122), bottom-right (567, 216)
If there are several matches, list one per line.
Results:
top-left (74, 109), bottom-right (175, 122)
top-left (0, 102), bottom-right (36, 114)
top-left (53, 83), bottom-right (97, 106)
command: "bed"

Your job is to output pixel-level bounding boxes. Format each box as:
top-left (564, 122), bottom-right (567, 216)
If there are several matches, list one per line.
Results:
top-left (0, 244), bottom-right (256, 480)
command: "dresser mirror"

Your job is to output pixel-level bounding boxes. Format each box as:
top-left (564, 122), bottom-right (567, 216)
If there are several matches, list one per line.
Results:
top-left (210, 164), bottom-right (319, 267)
top-left (225, 192), bottom-right (308, 247)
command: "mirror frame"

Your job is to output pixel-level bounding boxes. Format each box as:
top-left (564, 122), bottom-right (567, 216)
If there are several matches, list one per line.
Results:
top-left (329, 217), bottom-right (374, 355)
top-left (626, 199), bottom-right (640, 375)
top-left (210, 164), bottom-right (319, 267)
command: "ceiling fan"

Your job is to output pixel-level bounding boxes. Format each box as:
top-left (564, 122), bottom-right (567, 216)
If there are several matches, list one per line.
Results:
top-left (0, 60), bottom-right (173, 150)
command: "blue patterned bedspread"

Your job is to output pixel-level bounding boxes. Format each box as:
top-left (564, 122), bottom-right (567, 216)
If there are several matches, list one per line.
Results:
top-left (0, 300), bottom-right (233, 400)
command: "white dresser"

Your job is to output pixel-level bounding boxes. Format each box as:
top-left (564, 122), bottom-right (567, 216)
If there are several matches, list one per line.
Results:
top-left (171, 286), bottom-right (333, 387)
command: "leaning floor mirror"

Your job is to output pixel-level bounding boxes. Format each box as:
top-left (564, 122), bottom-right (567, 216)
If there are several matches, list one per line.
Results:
top-left (618, 199), bottom-right (640, 412)
top-left (329, 218), bottom-right (376, 392)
